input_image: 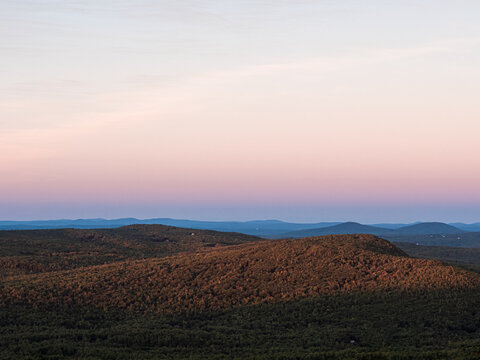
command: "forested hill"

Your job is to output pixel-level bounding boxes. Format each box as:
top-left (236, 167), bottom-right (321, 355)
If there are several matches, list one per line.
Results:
top-left (2, 227), bottom-right (480, 359)
top-left (0, 224), bottom-right (259, 277)
top-left (2, 234), bottom-right (479, 313)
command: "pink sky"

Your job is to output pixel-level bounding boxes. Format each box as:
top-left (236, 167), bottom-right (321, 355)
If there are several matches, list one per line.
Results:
top-left (1, 1), bottom-right (480, 221)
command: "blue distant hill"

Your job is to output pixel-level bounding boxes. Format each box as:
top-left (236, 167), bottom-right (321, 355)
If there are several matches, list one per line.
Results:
top-left (276, 222), bottom-right (395, 238)
top-left (0, 218), bottom-right (475, 238)
top-left (0, 218), bottom-right (339, 237)
top-left (275, 221), bottom-right (467, 239)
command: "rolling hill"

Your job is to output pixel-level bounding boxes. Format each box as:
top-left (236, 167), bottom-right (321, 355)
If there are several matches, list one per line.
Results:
top-left (276, 222), bottom-right (394, 238)
top-left (450, 222), bottom-right (480, 232)
top-left (2, 234), bottom-right (479, 313)
top-left (2, 226), bottom-right (480, 359)
top-left (0, 218), bottom-right (341, 236)
top-left (0, 224), bottom-right (259, 277)
top-left (393, 222), bottom-right (465, 235)
top-left (2, 218), bottom-right (474, 241)
top-left (276, 221), bottom-right (467, 240)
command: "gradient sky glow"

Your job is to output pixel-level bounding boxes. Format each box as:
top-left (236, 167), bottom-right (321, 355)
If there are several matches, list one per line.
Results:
top-left (1, 0), bottom-right (480, 222)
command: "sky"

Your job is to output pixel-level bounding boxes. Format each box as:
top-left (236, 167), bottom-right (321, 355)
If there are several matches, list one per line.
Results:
top-left (1, 0), bottom-right (480, 222)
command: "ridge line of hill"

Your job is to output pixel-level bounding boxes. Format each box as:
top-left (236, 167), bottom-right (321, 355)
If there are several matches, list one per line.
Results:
top-left (0, 218), bottom-right (477, 237)
top-left (274, 221), bottom-right (467, 239)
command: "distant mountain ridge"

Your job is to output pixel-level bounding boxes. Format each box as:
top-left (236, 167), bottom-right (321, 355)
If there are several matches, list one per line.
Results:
top-left (275, 221), bottom-right (466, 239)
top-left (1, 218), bottom-right (477, 237)
top-left (450, 222), bottom-right (480, 232)
top-left (277, 222), bottom-right (395, 238)
top-left (394, 222), bottom-right (464, 235)
top-left (0, 218), bottom-right (340, 236)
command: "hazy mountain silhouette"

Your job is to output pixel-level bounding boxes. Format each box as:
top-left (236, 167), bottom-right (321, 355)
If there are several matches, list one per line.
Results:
top-left (450, 222), bottom-right (480, 232)
top-left (0, 218), bottom-right (341, 236)
top-left (393, 222), bottom-right (465, 235)
top-left (0, 218), bottom-right (471, 240)
top-left (276, 221), bottom-right (466, 239)
top-left (277, 222), bottom-right (394, 238)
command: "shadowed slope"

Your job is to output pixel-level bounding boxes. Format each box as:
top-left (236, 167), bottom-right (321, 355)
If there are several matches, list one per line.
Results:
top-left (0, 224), bottom-right (260, 277)
top-left (2, 234), bottom-right (479, 313)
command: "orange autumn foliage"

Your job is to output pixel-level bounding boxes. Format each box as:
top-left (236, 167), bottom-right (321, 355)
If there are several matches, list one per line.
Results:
top-left (1, 234), bottom-right (479, 313)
